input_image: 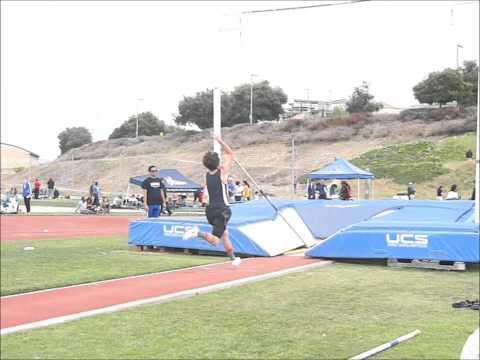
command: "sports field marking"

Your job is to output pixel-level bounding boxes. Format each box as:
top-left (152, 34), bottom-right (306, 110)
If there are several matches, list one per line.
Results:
top-left (1, 259), bottom-right (232, 299)
top-left (1, 260), bottom-right (331, 335)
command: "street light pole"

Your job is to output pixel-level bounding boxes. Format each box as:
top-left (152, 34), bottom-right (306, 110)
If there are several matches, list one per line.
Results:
top-left (305, 88), bottom-right (310, 112)
top-left (456, 44), bottom-right (463, 68)
top-left (135, 98), bottom-right (143, 138)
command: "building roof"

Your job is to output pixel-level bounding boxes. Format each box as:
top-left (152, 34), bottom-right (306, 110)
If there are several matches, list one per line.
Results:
top-left (1, 142), bottom-right (40, 158)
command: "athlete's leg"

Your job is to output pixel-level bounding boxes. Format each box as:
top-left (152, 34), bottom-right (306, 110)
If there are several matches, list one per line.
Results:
top-left (221, 230), bottom-right (234, 258)
top-left (198, 231), bottom-right (220, 246)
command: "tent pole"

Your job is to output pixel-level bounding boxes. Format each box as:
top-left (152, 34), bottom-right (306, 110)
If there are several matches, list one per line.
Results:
top-left (357, 178), bottom-right (360, 200)
top-left (307, 178), bottom-right (310, 199)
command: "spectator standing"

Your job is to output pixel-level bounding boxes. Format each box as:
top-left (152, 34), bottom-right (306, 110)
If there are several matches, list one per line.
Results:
top-left (466, 149), bottom-right (473, 160)
top-left (22, 178), bottom-right (32, 213)
top-left (92, 181), bottom-right (101, 206)
top-left (227, 177), bottom-right (236, 202)
top-left (329, 184), bottom-right (338, 199)
top-left (47, 178), bottom-right (55, 199)
top-left (339, 181), bottom-right (352, 200)
top-left (234, 180), bottom-right (243, 202)
top-left (446, 184), bottom-right (460, 200)
top-left (407, 182), bottom-right (416, 200)
top-left (89, 183), bottom-right (94, 198)
top-left (242, 180), bottom-right (252, 201)
top-left (160, 179), bottom-right (172, 216)
top-left (436, 185), bottom-right (444, 200)
top-left (307, 182), bottom-right (316, 200)
top-left (193, 189), bottom-right (201, 204)
top-left (318, 182), bottom-right (328, 200)
top-left (33, 178), bottom-right (41, 199)
top-left (141, 165), bottom-right (165, 218)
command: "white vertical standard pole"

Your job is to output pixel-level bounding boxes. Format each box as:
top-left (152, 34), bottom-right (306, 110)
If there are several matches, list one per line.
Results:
top-left (213, 88), bottom-right (222, 158)
top-left (475, 90), bottom-right (479, 225)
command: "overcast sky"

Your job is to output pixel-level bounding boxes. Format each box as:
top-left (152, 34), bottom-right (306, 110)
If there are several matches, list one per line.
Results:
top-left (1, 0), bottom-right (478, 160)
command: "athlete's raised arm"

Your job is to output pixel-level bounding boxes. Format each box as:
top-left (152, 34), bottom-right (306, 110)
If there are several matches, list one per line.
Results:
top-left (214, 135), bottom-right (235, 177)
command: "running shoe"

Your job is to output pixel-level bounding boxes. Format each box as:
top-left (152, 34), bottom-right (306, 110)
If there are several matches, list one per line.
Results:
top-left (232, 257), bottom-right (242, 267)
top-left (182, 226), bottom-right (199, 240)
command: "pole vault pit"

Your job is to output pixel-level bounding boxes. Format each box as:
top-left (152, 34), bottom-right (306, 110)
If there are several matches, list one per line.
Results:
top-left (129, 201), bottom-right (316, 257)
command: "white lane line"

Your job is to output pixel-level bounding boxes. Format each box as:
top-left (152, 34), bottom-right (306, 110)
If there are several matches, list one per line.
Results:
top-left (1, 260), bottom-right (331, 336)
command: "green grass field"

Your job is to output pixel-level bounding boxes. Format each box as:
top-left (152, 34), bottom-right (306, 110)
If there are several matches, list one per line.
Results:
top-left (1, 263), bottom-right (478, 359)
top-left (1, 236), bottom-right (223, 296)
top-left (352, 133), bottom-right (476, 185)
top-left (21, 199), bottom-right (79, 208)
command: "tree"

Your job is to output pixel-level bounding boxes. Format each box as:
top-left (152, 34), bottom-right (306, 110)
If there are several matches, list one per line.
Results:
top-left (413, 68), bottom-right (468, 107)
top-left (109, 112), bottom-right (167, 139)
top-left (58, 127), bottom-right (92, 154)
top-left (174, 81), bottom-right (288, 129)
top-left (174, 89), bottom-right (230, 129)
top-left (346, 82), bottom-right (383, 114)
top-left (458, 60), bottom-right (478, 106)
top-left (226, 81), bottom-right (288, 125)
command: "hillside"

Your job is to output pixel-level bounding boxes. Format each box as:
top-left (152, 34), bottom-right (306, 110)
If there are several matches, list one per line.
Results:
top-left (2, 107), bottom-right (477, 200)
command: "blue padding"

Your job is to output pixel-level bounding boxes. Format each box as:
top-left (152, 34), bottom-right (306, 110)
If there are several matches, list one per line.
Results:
top-left (306, 201), bottom-right (479, 262)
top-left (129, 198), bottom-right (478, 261)
top-left (129, 217), bottom-right (270, 256)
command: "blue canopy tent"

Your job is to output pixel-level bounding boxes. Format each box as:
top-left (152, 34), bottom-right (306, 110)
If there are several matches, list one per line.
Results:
top-left (129, 169), bottom-right (203, 193)
top-left (306, 157), bottom-right (375, 199)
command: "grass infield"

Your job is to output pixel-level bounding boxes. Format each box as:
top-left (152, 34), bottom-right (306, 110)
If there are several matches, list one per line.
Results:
top-left (1, 236), bottom-right (223, 296)
top-left (1, 263), bottom-right (478, 359)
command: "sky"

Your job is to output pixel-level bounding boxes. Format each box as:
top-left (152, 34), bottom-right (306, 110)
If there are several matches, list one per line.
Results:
top-left (1, 0), bottom-right (479, 160)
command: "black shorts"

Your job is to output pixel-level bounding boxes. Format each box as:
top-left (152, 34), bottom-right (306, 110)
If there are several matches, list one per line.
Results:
top-left (206, 205), bottom-right (231, 238)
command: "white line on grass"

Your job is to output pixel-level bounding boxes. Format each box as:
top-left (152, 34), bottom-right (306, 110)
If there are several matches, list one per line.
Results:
top-left (1, 259), bottom-right (234, 299)
top-left (1, 260), bottom-right (331, 336)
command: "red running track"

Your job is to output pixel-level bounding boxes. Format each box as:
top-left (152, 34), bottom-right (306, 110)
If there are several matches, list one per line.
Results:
top-left (1, 256), bottom-right (327, 332)
top-left (0, 216), bottom-right (142, 241)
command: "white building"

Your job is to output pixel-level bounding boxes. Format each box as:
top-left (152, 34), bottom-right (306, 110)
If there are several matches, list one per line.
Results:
top-left (283, 98), bottom-right (347, 118)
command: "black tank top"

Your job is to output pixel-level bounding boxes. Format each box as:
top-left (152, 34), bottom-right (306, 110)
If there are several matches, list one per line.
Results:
top-left (206, 169), bottom-right (229, 207)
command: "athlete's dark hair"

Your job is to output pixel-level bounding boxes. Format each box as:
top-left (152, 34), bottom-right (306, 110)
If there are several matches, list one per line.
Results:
top-left (203, 151), bottom-right (220, 171)
top-left (148, 165), bottom-right (156, 172)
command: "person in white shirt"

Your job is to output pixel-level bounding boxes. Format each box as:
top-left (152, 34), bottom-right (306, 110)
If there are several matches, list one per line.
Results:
top-left (446, 184), bottom-right (460, 200)
top-left (234, 181), bottom-right (243, 202)
top-left (75, 197), bottom-right (95, 214)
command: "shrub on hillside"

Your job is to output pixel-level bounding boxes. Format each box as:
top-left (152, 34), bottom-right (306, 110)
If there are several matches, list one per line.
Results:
top-left (424, 118), bottom-right (476, 137)
top-left (296, 127), bottom-right (357, 144)
top-left (304, 118), bottom-right (328, 131)
top-left (399, 106), bottom-right (465, 122)
top-left (279, 118), bottom-right (305, 132)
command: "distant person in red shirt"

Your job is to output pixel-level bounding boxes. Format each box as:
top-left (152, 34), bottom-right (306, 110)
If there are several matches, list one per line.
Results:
top-left (34, 178), bottom-right (42, 199)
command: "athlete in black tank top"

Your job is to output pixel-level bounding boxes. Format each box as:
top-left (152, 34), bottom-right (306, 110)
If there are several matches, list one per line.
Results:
top-left (206, 169), bottom-right (229, 207)
top-left (182, 136), bottom-right (240, 266)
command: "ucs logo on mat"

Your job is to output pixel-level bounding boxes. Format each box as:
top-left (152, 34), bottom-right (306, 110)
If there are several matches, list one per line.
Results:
top-left (163, 224), bottom-right (195, 237)
top-left (386, 233), bottom-right (429, 248)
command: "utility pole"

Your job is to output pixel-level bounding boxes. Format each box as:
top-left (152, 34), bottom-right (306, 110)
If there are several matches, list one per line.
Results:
top-left (456, 44), bottom-right (463, 69)
top-left (249, 74), bottom-right (258, 125)
top-left (71, 150), bottom-right (74, 189)
top-left (291, 136), bottom-right (296, 196)
top-left (135, 98), bottom-right (143, 138)
top-left (305, 88), bottom-right (310, 112)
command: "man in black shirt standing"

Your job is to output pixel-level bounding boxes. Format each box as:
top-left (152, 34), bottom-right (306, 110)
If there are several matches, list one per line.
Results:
top-left (142, 165), bottom-right (165, 218)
